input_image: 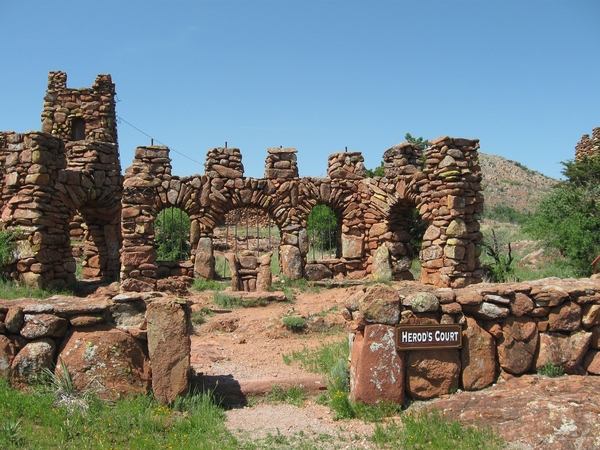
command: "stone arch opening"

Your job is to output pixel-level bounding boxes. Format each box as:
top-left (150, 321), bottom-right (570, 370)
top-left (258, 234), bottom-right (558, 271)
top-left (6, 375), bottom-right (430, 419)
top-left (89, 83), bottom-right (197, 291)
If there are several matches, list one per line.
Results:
top-left (384, 202), bottom-right (425, 280)
top-left (306, 204), bottom-right (340, 261)
top-left (155, 207), bottom-right (191, 262)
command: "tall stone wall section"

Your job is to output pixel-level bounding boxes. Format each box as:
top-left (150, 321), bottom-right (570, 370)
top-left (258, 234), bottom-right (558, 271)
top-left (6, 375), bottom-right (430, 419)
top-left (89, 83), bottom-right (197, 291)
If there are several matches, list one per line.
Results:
top-left (120, 140), bottom-right (483, 291)
top-left (575, 126), bottom-right (600, 161)
top-left (0, 72), bottom-right (122, 287)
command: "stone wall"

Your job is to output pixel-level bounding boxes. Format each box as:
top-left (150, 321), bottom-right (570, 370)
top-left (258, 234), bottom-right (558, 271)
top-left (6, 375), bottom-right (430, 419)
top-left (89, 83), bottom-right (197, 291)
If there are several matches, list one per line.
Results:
top-left (345, 277), bottom-right (600, 405)
top-left (0, 291), bottom-right (190, 404)
top-left (120, 139), bottom-right (483, 291)
top-left (575, 127), bottom-right (600, 161)
top-left (0, 72), bottom-right (122, 287)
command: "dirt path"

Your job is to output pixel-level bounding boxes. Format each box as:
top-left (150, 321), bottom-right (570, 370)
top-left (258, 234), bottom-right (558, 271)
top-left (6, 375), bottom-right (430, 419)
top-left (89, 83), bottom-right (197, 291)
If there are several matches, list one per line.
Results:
top-left (187, 285), bottom-right (600, 449)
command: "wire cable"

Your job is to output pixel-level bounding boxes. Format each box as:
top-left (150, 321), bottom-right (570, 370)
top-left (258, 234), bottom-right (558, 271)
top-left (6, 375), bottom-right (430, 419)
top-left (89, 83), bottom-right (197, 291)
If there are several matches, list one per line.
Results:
top-left (116, 115), bottom-right (205, 166)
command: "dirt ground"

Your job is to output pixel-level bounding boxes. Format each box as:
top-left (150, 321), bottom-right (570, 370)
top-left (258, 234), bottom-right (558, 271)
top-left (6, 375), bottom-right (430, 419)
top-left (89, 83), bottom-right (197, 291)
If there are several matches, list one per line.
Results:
top-left (186, 284), bottom-right (600, 449)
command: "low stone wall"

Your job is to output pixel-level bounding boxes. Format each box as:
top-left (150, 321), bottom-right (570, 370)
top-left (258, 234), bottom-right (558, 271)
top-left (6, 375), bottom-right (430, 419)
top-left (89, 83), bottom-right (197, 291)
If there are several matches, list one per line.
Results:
top-left (344, 277), bottom-right (600, 405)
top-left (0, 291), bottom-right (190, 404)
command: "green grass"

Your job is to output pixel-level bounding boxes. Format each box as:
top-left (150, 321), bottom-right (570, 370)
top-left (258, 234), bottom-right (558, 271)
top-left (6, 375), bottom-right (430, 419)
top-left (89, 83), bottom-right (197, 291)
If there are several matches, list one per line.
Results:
top-left (264, 385), bottom-right (305, 407)
top-left (212, 292), bottom-right (244, 309)
top-left (0, 378), bottom-right (239, 450)
top-left (191, 278), bottom-right (227, 292)
top-left (282, 340), bottom-right (349, 375)
top-left (190, 307), bottom-right (214, 326)
top-left (372, 409), bottom-right (503, 449)
top-left (0, 279), bottom-right (74, 300)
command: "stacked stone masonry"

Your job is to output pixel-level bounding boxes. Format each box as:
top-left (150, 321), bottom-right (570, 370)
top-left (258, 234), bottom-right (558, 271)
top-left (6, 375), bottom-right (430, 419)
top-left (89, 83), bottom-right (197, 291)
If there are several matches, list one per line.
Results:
top-left (0, 291), bottom-right (191, 405)
top-left (575, 127), bottom-right (600, 161)
top-left (345, 277), bottom-right (600, 404)
top-left (120, 138), bottom-right (484, 292)
top-left (1, 71), bottom-right (485, 291)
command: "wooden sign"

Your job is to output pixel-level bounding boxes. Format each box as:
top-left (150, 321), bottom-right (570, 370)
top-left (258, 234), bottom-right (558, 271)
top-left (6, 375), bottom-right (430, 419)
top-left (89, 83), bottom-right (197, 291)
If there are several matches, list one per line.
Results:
top-left (395, 324), bottom-right (462, 351)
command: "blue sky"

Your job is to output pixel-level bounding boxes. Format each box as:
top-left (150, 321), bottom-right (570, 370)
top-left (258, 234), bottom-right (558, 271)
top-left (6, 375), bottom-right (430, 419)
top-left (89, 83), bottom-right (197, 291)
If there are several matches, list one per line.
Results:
top-left (1, 0), bottom-right (599, 180)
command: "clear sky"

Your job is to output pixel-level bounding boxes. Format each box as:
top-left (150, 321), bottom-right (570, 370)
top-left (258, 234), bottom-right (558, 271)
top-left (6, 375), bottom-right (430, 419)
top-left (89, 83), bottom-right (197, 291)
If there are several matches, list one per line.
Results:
top-left (1, 0), bottom-right (598, 180)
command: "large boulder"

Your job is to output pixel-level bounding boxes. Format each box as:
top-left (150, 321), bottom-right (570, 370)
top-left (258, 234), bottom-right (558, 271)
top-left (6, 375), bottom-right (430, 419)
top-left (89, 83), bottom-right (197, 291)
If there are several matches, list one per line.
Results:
top-left (497, 316), bottom-right (538, 375)
top-left (349, 324), bottom-right (405, 405)
top-left (11, 338), bottom-right (56, 389)
top-left (371, 245), bottom-right (392, 283)
top-left (535, 330), bottom-right (591, 374)
top-left (0, 335), bottom-right (17, 379)
top-left (461, 317), bottom-right (496, 390)
top-left (358, 284), bottom-right (400, 325)
top-left (146, 299), bottom-right (191, 404)
top-left (57, 325), bottom-right (150, 400)
top-left (406, 349), bottom-right (461, 400)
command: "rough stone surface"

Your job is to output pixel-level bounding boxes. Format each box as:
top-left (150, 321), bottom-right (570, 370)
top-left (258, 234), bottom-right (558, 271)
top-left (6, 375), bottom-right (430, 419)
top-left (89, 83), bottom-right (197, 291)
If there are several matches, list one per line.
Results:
top-left (11, 338), bottom-right (56, 389)
top-left (548, 301), bottom-right (582, 332)
top-left (21, 313), bottom-right (68, 339)
top-left (402, 292), bottom-right (439, 313)
top-left (406, 349), bottom-right (461, 400)
top-left (461, 317), bottom-right (496, 390)
top-left (57, 325), bottom-right (150, 400)
top-left (349, 324), bottom-right (404, 406)
top-left (358, 285), bottom-right (400, 325)
top-left (0, 335), bottom-right (16, 378)
top-left (371, 245), bottom-right (392, 282)
top-left (497, 316), bottom-right (538, 375)
top-left (535, 330), bottom-right (591, 374)
top-left (146, 300), bottom-right (191, 404)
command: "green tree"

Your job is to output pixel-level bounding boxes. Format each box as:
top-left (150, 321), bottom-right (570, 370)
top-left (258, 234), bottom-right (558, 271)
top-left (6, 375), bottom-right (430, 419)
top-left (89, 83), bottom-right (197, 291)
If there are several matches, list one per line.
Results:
top-left (525, 154), bottom-right (600, 276)
top-left (307, 205), bottom-right (338, 255)
top-left (155, 207), bottom-right (191, 261)
top-left (0, 228), bottom-right (16, 270)
top-left (365, 162), bottom-right (385, 178)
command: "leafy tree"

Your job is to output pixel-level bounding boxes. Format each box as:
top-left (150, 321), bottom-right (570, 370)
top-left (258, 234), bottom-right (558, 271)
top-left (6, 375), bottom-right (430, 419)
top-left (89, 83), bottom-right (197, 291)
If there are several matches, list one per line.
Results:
top-left (365, 162), bottom-right (385, 178)
top-left (155, 207), bottom-right (191, 261)
top-left (307, 205), bottom-right (338, 255)
top-left (405, 133), bottom-right (429, 151)
top-left (525, 154), bottom-right (600, 276)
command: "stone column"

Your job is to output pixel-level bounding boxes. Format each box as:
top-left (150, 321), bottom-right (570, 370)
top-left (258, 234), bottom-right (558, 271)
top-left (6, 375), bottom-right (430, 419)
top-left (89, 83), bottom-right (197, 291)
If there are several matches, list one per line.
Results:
top-left (0, 132), bottom-right (74, 288)
top-left (417, 137), bottom-right (483, 288)
top-left (120, 146), bottom-right (171, 291)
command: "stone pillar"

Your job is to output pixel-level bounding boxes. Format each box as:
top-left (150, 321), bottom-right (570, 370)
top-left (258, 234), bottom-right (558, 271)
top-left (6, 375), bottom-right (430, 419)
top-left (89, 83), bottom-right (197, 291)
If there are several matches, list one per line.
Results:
top-left (327, 152), bottom-right (366, 179)
top-left (264, 147), bottom-right (298, 179)
top-left (205, 147), bottom-right (244, 178)
top-left (120, 146), bottom-right (171, 291)
top-left (417, 137), bottom-right (483, 288)
top-left (0, 132), bottom-right (74, 288)
top-left (382, 142), bottom-right (423, 179)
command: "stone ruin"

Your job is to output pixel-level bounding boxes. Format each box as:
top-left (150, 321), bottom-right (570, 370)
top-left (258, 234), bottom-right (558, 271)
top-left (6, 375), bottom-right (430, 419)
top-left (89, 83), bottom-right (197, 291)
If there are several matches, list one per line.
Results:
top-left (0, 71), bottom-right (485, 292)
top-left (2, 72), bottom-right (600, 407)
top-left (575, 126), bottom-right (600, 161)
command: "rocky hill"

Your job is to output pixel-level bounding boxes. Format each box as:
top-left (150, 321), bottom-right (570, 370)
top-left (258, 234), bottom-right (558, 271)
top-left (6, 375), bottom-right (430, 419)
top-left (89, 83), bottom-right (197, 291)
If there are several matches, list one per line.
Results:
top-left (479, 153), bottom-right (558, 214)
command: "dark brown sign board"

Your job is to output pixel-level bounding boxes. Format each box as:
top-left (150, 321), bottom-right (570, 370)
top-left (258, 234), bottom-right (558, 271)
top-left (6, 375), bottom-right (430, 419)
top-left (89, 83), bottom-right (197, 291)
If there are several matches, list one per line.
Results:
top-left (395, 324), bottom-right (463, 351)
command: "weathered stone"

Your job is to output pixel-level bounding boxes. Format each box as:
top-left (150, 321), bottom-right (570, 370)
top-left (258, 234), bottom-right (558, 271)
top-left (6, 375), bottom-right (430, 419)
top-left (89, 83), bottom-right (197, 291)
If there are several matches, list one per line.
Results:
top-left (349, 324), bottom-right (405, 405)
top-left (406, 349), bottom-right (461, 400)
top-left (455, 289), bottom-right (483, 306)
top-left (280, 245), bottom-right (302, 280)
top-left (57, 325), bottom-right (150, 400)
top-left (4, 306), bottom-right (24, 334)
top-left (304, 263), bottom-right (332, 281)
top-left (535, 330), bottom-right (591, 374)
top-left (341, 234), bottom-right (363, 259)
top-left (530, 285), bottom-right (569, 307)
top-left (511, 292), bottom-right (534, 316)
top-left (11, 338), bottom-right (56, 389)
top-left (498, 316), bottom-right (538, 375)
top-left (21, 313), bottom-right (68, 339)
top-left (146, 300), bottom-right (190, 404)
top-left (446, 219), bottom-right (468, 237)
top-left (371, 245), bottom-right (392, 282)
top-left (463, 301), bottom-right (509, 320)
top-left (583, 350), bottom-right (600, 374)
top-left (461, 318), bottom-right (496, 390)
top-left (194, 237), bottom-right (215, 280)
top-left (582, 304), bottom-right (600, 328)
top-left (0, 335), bottom-right (16, 378)
top-left (402, 292), bottom-right (439, 313)
top-left (358, 284), bottom-right (400, 325)
top-left (548, 301), bottom-right (582, 332)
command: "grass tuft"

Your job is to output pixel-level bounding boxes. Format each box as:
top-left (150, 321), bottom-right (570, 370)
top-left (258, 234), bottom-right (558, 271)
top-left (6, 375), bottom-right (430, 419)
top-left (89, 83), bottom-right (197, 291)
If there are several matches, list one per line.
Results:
top-left (537, 361), bottom-right (565, 378)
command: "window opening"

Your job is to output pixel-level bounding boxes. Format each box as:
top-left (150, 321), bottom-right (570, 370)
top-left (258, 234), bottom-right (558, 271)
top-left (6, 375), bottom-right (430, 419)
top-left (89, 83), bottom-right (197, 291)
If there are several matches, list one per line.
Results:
top-left (72, 118), bottom-right (86, 141)
top-left (307, 204), bottom-right (339, 260)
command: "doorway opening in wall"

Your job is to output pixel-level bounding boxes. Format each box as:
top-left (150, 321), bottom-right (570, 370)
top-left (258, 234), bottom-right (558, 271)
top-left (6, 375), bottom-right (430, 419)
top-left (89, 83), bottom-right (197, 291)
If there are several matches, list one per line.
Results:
top-left (307, 204), bottom-right (339, 261)
top-left (213, 207), bottom-right (280, 278)
top-left (155, 207), bottom-right (191, 261)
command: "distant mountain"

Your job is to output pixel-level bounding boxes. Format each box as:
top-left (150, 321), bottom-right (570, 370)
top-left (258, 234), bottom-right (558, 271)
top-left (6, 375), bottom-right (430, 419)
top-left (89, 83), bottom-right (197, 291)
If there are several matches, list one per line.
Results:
top-left (478, 153), bottom-right (558, 214)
